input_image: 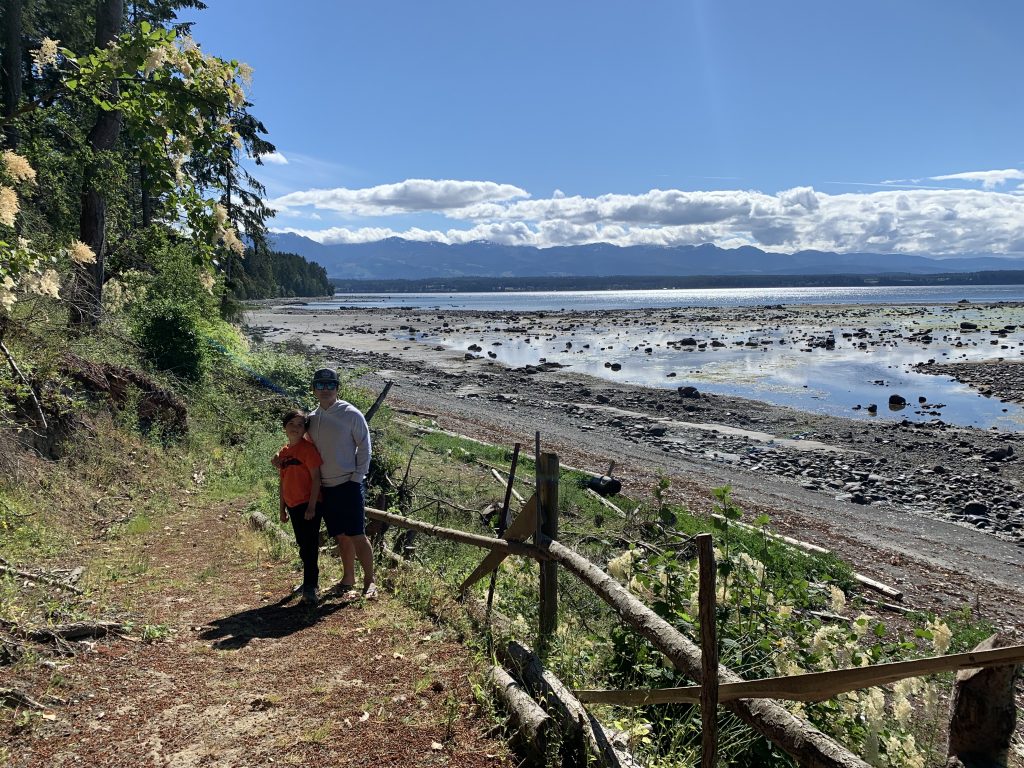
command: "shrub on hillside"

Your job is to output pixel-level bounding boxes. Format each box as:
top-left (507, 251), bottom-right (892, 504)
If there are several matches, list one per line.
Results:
top-left (132, 299), bottom-right (206, 381)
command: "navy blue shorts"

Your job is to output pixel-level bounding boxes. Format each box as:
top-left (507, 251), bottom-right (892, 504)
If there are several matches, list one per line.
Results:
top-left (321, 481), bottom-right (365, 537)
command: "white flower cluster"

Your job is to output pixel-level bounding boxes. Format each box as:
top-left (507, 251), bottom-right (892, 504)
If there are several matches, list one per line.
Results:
top-left (30, 38), bottom-right (60, 73)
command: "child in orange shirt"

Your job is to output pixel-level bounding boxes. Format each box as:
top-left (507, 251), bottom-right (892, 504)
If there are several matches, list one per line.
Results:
top-left (277, 409), bottom-right (323, 604)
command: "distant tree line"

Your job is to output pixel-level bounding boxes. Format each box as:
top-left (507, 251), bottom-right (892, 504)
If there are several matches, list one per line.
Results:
top-left (331, 270), bottom-right (1024, 293)
top-left (233, 250), bottom-right (331, 299)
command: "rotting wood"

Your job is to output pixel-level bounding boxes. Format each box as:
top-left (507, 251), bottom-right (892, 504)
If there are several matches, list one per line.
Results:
top-left (393, 406), bottom-right (437, 419)
top-left (545, 539), bottom-right (871, 768)
top-left (947, 634), bottom-right (1018, 768)
top-left (504, 640), bottom-right (632, 768)
top-left (0, 563), bottom-right (84, 596)
top-left (487, 664), bottom-right (552, 763)
top-left (852, 573), bottom-right (902, 601)
top-left (365, 506), bottom-right (550, 561)
top-left (364, 380), bottom-right (393, 423)
top-left (575, 644), bottom-right (1024, 706)
top-left (459, 497), bottom-right (538, 592)
top-left (860, 597), bottom-right (916, 616)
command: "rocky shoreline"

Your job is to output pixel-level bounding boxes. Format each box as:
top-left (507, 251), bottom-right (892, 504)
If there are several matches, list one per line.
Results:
top-left (246, 300), bottom-right (1024, 617)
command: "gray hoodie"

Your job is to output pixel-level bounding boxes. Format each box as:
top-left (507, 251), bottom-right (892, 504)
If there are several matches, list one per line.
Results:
top-left (308, 399), bottom-right (371, 487)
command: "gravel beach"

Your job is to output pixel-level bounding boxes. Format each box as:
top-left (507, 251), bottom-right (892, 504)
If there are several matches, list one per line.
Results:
top-left (246, 300), bottom-right (1024, 627)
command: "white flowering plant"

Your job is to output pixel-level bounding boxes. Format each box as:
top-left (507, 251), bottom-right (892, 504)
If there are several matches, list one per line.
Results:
top-left (601, 487), bottom-right (979, 767)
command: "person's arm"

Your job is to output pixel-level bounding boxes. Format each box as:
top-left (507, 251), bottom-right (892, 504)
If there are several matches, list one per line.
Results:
top-left (353, 412), bottom-right (372, 481)
top-left (305, 465), bottom-right (321, 520)
top-left (278, 474), bottom-right (288, 523)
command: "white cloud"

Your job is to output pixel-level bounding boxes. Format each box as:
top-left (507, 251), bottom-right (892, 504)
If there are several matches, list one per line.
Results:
top-left (261, 151), bottom-right (289, 165)
top-left (930, 168), bottom-right (1024, 190)
top-left (270, 179), bottom-right (528, 215)
top-left (271, 180), bottom-right (1024, 256)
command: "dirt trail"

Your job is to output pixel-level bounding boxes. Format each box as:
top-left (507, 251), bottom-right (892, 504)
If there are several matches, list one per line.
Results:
top-left (4, 498), bottom-right (511, 768)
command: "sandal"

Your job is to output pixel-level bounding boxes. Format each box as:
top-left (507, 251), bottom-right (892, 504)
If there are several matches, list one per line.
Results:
top-left (362, 583), bottom-right (379, 600)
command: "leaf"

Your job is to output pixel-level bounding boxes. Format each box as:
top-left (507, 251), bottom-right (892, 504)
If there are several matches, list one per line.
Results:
top-left (753, 514), bottom-right (771, 527)
top-left (66, 79), bottom-right (78, 91)
top-left (140, 21), bottom-right (152, 34)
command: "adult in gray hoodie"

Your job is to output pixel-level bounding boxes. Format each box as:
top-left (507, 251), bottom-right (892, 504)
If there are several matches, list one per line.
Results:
top-left (307, 367), bottom-right (377, 599)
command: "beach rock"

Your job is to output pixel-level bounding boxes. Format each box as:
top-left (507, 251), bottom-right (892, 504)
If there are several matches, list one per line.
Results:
top-left (678, 386), bottom-right (701, 399)
top-left (986, 445), bottom-right (1014, 461)
top-left (889, 394), bottom-right (907, 407)
top-left (964, 501), bottom-right (989, 516)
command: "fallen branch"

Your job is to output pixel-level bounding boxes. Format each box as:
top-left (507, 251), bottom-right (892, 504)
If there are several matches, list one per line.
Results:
top-left (22, 620), bottom-right (126, 643)
top-left (0, 341), bottom-right (48, 431)
top-left (490, 468), bottom-right (525, 504)
top-left (586, 488), bottom-right (627, 519)
top-left (0, 687), bottom-right (44, 710)
top-left (0, 563), bottom-right (84, 596)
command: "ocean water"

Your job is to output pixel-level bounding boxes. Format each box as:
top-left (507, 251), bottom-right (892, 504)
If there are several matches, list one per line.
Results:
top-left (310, 284), bottom-right (1024, 312)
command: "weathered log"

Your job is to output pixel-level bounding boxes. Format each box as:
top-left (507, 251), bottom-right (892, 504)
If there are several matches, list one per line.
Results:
top-left (366, 506), bottom-right (549, 561)
top-left (545, 539), bottom-right (871, 768)
top-left (23, 620), bottom-right (125, 643)
top-left (576, 644), bottom-right (1024, 705)
top-left (947, 634), bottom-right (1018, 768)
top-left (586, 488), bottom-right (627, 519)
top-left (490, 468), bottom-right (525, 504)
top-left (486, 664), bottom-right (552, 763)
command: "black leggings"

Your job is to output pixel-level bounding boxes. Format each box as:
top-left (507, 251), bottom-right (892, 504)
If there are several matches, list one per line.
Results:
top-left (288, 503), bottom-right (322, 590)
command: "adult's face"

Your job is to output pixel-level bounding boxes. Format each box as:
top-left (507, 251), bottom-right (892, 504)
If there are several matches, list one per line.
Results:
top-left (313, 381), bottom-right (338, 409)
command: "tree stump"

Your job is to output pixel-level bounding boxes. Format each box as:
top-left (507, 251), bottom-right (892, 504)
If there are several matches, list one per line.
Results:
top-left (946, 633), bottom-right (1019, 768)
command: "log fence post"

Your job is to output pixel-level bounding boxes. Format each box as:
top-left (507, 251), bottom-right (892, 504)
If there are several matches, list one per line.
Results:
top-left (537, 451), bottom-right (559, 644)
top-left (697, 533), bottom-right (719, 768)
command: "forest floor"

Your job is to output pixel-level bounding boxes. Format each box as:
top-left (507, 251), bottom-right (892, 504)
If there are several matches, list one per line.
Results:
top-left (2, 491), bottom-right (513, 768)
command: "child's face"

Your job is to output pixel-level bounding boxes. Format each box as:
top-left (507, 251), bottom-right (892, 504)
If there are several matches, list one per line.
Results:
top-left (284, 415), bottom-right (306, 443)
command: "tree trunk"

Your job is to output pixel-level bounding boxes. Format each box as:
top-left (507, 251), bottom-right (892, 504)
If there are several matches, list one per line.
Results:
top-left (0, 0), bottom-right (22, 148)
top-left (73, 0), bottom-right (124, 327)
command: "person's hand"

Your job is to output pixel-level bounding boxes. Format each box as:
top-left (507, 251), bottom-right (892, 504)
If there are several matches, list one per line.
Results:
top-left (279, 509), bottom-right (288, 523)
top-left (271, 454), bottom-right (283, 469)
top-left (304, 505), bottom-right (316, 521)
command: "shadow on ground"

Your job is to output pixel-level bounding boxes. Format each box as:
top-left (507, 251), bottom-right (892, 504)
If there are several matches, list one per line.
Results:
top-left (199, 585), bottom-right (361, 650)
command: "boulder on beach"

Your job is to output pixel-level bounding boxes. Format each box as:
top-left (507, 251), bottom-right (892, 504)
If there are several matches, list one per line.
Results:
top-left (888, 394), bottom-right (907, 408)
top-left (678, 386), bottom-right (700, 399)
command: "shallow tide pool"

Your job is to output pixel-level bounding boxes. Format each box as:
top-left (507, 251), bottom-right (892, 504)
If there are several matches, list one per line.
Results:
top-left (413, 320), bottom-right (1024, 431)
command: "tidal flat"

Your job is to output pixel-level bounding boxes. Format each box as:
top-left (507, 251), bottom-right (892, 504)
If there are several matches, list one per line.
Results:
top-left (247, 299), bottom-right (1024, 618)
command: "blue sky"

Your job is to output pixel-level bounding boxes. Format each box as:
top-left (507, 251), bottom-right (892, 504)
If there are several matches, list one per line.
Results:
top-left (182, 2), bottom-right (1024, 256)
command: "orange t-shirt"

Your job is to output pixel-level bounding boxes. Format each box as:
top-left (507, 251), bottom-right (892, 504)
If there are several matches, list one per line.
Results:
top-left (277, 438), bottom-right (323, 509)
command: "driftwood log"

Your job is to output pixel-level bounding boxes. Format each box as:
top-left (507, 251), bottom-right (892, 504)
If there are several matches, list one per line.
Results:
top-left (946, 634), bottom-right (1019, 768)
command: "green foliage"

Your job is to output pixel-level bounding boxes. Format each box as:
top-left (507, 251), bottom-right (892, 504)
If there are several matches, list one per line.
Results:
top-left (131, 298), bottom-right (206, 380)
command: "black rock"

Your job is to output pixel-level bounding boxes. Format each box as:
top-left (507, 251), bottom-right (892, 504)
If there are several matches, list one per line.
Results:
top-left (964, 500), bottom-right (989, 516)
top-left (678, 386), bottom-right (701, 399)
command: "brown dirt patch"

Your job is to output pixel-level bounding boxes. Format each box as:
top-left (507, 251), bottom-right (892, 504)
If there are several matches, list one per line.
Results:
top-left (1, 496), bottom-right (513, 768)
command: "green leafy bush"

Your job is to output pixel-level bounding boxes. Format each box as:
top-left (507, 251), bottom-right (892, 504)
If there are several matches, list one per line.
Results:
top-left (132, 298), bottom-right (207, 380)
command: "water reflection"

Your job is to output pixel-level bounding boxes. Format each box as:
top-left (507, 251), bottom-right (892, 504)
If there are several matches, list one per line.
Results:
top-left (414, 323), bottom-right (1024, 431)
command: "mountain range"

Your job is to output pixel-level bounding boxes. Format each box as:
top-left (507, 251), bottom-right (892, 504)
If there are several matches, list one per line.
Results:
top-left (270, 233), bottom-right (1024, 280)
